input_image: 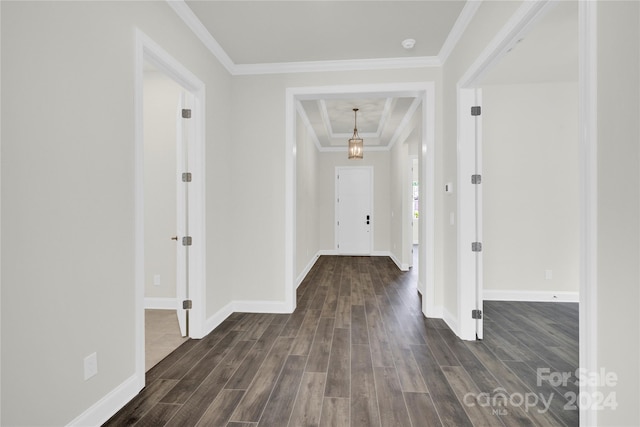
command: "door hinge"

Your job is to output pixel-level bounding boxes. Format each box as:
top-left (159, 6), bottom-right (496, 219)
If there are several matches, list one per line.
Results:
top-left (471, 106), bottom-right (481, 116)
top-left (471, 174), bottom-right (482, 184)
top-left (472, 242), bottom-right (482, 252)
top-left (182, 172), bottom-right (192, 182)
top-left (472, 309), bottom-right (482, 319)
top-left (182, 109), bottom-right (192, 119)
top-left (183, 299), bottom-right (193, 310)
top-left (182, 236), bottom-right (192, 246)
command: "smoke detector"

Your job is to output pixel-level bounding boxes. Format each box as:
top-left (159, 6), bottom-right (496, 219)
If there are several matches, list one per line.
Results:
top-left (401, 38), bottom-right (416, 50)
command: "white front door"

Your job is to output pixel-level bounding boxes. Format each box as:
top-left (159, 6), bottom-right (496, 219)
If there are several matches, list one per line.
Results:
top-left (336, 167), bottom-right (373, 255)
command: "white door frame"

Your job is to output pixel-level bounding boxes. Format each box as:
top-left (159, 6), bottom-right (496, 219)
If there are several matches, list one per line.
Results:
top-left (455, 1), bottom-right (598, 425)
top-left (335, 166), bottom-right (374, 255)
top-left (285, 82), bottom-right (436, 316)
top-left (134, 29), bottom-right (207, 389)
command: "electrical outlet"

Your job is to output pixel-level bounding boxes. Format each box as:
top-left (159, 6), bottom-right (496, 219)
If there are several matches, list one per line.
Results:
top-left (84, 352), bottom-right (98, 380)
top-left (545, 269), bottom-right (553, 280)
top-left (153, 274), bottom-right (161, 286)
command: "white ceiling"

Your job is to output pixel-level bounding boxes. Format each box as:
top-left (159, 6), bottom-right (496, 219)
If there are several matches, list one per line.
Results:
top-left (175, 0), bottom-right (578, 150)
top-left (184, 1), bottom-right (467, 64)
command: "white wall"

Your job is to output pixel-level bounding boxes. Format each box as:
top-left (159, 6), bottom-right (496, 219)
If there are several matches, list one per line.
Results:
top-left (596, 2), bottom-right (640, 425)
top-left (295, 112), bottom-right (320, 279)
top-left (389, 111), bottom-right (421, 270)
top-left (481, 82), bottom-right (579, 298)
top-left (1, 2), bottom-right (233, 425)
top-left (389, 141), bottom-right (406, 266)
top-left (143, 70), bottom-right (181, 300)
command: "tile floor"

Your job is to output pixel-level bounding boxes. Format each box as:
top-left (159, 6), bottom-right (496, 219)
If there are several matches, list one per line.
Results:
top-left (109, 256), bottom-right (578, 426)
top-left (145, 309), bottom-right (189, 371)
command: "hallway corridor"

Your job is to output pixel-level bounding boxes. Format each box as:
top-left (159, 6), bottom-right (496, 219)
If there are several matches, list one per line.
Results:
top-left (106, 256), bottom-right (578, 426)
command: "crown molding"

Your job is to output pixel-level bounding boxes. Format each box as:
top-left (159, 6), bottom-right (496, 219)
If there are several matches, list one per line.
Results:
top-left (387, 97), bottom-right (422, 150)
top-left (166, 0), bottom-right (236, 74)
top-left (438, 0), bottom-right (483, 65)
top-left (233, 56), bottom-right (441, 76)
top-left (295, 100), bottom-right (323, 152)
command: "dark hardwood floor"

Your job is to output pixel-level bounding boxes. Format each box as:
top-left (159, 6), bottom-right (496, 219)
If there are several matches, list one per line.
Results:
top-left (105, 256), bottom-right (579, 426)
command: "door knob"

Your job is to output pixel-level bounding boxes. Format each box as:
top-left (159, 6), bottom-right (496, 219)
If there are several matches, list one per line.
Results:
top-left (171, 236), bottom-right (178, 241)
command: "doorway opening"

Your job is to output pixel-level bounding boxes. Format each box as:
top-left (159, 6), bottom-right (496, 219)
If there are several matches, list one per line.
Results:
top-left (142, 62), bottom-right (190, 370)
top-left (455, 0), bottom-right (596, 424)
top-left (135, 29), bottom-right (207, 388)
top-left (285, 82), bottom-right (436, 317)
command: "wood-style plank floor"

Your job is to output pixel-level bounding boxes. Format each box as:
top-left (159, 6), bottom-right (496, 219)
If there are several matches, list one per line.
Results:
top-left (105, 256), bottom-right (579, 426)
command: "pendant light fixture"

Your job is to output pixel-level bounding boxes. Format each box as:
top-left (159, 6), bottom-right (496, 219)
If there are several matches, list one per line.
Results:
top-left (348, 108), bottom-right (363, 159)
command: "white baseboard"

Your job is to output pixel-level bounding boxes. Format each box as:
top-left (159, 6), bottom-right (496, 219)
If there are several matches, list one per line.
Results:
top-left (427, 304), bottom-right (443, 319)
top-left (203, 301), bottom-right (235, 337)
top-left (483, 290), bottom-right (579, 303)
top-left (144, 297), bottom-right (177, 310)
top-left (66, 374), bottom-right (142, 427)
top-left (318, 249), bottom-right (338, 256)
top-left (388, 252), bottom-right (410, 271)
top-left (201, 298), bottom-right (294, 337)
top-left (314, 249), bottom-right (406, 270)
top-left (443, 306), bottom-right (458, 336)
top-left (296, 253), bottom-right (321, 289)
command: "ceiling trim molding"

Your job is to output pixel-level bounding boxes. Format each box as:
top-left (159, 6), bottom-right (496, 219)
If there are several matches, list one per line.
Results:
top-left (438, 0), bottom-right (483, 65)
top-left (295, 101), bottom-right (322, 152)
top-left (320, 97), bottom-right (393, 143)
top-left (318, 100), bottom-right (335, 137)
top-left (458, 0), bottom-right (551, 88)
top-left (232, 56), bottom-right (441, 76)
top-left (376, 98), bottom-right (394, 135)
top-left (166, 0), bottom-right (236, 74)
top-left (387, 97), bottom-right (422, 150)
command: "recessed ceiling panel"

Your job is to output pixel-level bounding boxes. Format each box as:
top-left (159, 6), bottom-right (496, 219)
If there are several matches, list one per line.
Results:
top-left (325, 98), bottom-right (387, 135)
top-left (298, 95), bottom-right (419, 149)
